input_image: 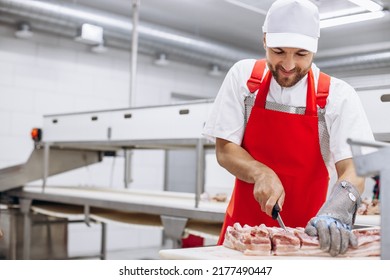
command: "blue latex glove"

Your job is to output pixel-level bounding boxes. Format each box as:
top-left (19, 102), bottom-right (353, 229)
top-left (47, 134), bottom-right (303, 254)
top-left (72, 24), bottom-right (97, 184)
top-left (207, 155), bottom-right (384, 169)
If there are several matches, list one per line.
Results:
top-left (305, 181), bottom-right (361, 256)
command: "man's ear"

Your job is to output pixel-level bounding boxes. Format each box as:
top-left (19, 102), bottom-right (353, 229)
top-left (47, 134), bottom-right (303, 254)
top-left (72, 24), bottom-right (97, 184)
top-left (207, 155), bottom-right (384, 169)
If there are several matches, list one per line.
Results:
top-left (263, 34), bottom-right (267, 50)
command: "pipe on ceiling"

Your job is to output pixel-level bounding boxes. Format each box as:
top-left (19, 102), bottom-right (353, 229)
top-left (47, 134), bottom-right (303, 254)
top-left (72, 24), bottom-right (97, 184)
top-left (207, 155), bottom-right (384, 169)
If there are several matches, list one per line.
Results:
top-left (0, 0), bottom-right (258, 70)
top-left (0, 0), bottom-right (389, 72)
top-left (315, 51), bottom-right (390, 71)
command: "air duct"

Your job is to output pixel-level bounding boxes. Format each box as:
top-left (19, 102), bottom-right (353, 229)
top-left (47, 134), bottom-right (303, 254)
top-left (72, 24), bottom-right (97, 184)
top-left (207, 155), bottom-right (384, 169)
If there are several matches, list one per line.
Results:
top-left (0, 0), bottom-right (258, 70)
top-left (0, 0), bottom-right (389, 72)
top-left (315, 51), bottom-right (390, 71)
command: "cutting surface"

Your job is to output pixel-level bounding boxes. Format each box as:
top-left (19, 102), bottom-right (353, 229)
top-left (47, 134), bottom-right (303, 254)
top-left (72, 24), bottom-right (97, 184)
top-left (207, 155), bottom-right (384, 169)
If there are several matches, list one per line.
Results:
top-left (355, 214), bottom-right (380, 226)
top-left (159, 246), bottom-right (379, 260)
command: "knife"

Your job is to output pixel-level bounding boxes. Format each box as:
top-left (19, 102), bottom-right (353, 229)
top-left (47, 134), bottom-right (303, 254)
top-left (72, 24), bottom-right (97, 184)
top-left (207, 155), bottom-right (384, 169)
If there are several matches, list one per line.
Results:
top-left (272, 204), bottom-right (288, 232)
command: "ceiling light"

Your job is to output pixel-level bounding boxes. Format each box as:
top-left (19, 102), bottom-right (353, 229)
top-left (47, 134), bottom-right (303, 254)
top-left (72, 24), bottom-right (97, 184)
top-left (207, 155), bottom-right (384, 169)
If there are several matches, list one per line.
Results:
top-left (320, 0), bottom-right (386, 28)
top-left (348, 0), bottom-right (383, 12)
top-left (224, 0), bottom-right (268, 15)
top-left (320, 7), bottom-right (367, 20)
top-left (208, 64), bottom-right (222, 77)
top-left (91, 43), bottom-right (108, 54)
top-left (154, 53), bottom-right (170, 66)
top-left (15, 21), bottom-right (33, 39)
top-left (75, 23), bottom-right (104, 45)
top-left (320, 10), bottom-right (387, 28)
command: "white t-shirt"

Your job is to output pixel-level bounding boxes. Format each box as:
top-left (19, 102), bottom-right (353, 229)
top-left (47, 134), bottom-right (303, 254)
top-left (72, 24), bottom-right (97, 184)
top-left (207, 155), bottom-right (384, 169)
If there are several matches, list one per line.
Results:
top-left (203, 59), bottom-right (374, 169)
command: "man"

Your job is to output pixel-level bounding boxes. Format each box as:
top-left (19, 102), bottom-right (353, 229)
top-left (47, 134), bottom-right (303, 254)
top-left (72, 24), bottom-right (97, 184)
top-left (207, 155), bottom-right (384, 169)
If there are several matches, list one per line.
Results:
top-left (203, 0), bottom-right (374, 257)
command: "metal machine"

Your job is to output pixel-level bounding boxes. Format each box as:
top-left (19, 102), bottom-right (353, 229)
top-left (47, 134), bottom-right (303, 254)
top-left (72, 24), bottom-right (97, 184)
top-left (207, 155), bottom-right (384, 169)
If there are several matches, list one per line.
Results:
top-left (0, 100), bottom-right (227, 259)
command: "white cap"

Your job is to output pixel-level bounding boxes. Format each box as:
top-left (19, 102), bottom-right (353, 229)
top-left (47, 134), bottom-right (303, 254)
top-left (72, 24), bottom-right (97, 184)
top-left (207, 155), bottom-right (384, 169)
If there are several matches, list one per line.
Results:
top-left (262, 0), bottom-right (320, 53)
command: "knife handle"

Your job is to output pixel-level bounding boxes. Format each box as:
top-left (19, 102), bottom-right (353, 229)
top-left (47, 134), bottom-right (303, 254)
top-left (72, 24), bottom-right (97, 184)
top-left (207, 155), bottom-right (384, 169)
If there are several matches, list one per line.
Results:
top-left (272, 204), bottom-right (280, 220)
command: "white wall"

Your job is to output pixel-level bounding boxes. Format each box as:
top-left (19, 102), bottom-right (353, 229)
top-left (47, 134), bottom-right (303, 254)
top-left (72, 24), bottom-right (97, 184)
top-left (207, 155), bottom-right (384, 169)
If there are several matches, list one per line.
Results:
top-left (0, 24), bottom-right (228, 257)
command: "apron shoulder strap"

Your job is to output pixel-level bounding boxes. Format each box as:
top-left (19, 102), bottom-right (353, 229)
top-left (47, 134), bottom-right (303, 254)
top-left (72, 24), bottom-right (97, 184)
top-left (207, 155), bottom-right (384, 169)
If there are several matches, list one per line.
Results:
top-left (247, 60), bottom-right (330, 109)
top-left (317, 72), bottom-right (330, 109)
top-left (246, 59), bottom-right (267, 93)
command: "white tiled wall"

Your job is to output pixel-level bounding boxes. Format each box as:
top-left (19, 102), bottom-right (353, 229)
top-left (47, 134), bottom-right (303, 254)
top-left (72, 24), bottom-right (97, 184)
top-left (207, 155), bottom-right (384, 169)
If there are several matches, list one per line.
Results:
top-left (0, 24), bottom-right (230, 257)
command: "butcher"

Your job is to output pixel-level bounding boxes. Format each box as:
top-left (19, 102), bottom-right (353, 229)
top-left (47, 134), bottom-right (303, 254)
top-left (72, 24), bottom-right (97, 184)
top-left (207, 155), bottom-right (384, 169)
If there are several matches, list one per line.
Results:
top-left (202, 0), bottom-right (374, 256)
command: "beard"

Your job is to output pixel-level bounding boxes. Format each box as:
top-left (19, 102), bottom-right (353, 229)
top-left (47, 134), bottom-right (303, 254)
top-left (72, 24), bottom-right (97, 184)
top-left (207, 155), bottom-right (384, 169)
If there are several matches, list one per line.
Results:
top-left (268, 62), bottom-right (311, 88)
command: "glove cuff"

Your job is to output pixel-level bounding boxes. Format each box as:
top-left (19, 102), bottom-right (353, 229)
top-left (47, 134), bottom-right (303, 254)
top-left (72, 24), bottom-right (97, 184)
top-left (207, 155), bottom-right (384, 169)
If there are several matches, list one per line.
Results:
top-left (338, 180), bottom-right (361, 207)
top-left (339, 180), bottom-right (361, 225)
top-left (318, 180), bottom-right (361, 227)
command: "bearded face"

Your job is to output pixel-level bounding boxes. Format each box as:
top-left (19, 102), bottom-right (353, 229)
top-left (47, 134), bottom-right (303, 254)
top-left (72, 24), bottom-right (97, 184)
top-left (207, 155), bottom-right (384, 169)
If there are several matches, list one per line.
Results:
top-left (267, 62), bottom-right (311, 88)
top-left (264, 43), bottom-right (314, 88)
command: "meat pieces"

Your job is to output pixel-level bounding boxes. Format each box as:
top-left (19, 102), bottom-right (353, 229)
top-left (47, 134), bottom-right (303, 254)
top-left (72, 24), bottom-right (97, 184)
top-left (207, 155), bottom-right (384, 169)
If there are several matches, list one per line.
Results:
top-left (357, 198), bottom-right (380, 215)
top-left (224, 223), bottom-right (271, 255)
top-left (223, 223), bottom-right (380, 257)
top-left (267, 227), bottom-right (300, 255)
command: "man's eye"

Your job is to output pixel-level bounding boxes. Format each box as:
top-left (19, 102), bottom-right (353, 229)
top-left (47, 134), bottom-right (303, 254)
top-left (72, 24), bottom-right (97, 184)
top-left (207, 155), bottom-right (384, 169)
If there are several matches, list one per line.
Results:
top-left (297, 52), bottom-right (309, 57)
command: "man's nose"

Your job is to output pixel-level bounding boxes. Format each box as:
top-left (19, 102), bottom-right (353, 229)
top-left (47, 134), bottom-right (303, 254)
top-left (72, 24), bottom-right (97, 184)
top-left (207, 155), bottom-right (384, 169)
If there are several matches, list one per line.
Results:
top-left (281, 57), bottom-right (295, 71)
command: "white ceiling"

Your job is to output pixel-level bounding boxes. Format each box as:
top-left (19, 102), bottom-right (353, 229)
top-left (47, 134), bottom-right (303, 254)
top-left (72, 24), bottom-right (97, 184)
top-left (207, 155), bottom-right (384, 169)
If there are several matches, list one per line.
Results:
top-left (62, 0), bottom-right (390, 57)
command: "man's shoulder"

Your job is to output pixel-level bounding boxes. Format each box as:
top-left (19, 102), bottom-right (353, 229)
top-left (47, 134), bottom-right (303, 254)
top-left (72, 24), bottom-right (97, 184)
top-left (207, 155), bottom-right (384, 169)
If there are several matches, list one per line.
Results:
top-left (313, 63), bottom-right (354, 92)
top-left (232, 58), bottom-right (258, 70)
top-left (228, 59), bottom-right (260, 81)
top-left (328, 75), bottom-right (355, 93)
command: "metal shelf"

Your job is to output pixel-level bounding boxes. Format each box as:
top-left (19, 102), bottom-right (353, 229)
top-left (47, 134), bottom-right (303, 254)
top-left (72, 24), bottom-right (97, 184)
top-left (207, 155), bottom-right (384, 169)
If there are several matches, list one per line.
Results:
top-left (348, 138), bottom-right (390, 260)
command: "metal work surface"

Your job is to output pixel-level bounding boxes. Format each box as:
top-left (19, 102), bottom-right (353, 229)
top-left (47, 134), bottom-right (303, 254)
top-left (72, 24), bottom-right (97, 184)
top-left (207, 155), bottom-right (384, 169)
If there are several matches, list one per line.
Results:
top-left (6, 186), bottom-right (227, 223)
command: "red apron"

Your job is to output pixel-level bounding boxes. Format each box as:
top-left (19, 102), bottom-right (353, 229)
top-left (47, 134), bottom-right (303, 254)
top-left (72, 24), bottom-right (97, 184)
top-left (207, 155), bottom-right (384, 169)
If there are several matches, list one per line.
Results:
top-left (218, 60), bottom-right (330, 244)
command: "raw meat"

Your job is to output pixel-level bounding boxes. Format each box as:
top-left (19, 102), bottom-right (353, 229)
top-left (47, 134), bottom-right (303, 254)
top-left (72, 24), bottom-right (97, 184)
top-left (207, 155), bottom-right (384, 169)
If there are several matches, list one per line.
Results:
top-left (357, 198), bottom-right (380, 215)
top-left (267, 227), bottom-right (300, 255)
top-left (223, 223), bottom-right (380, 257)
top-left (224, 223), bottom-right (271, 256)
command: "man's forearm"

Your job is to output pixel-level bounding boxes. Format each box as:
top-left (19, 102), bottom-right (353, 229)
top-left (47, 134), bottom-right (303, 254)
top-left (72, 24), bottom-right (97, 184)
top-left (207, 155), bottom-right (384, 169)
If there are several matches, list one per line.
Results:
top-left (335, 158), bottom-right (365, 194)
top-left (215, 138), bottom-right (274, 183)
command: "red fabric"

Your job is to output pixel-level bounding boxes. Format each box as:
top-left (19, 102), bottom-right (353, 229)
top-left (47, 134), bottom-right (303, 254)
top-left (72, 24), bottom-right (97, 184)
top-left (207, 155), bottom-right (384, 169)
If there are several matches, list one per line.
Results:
top-left (247, 60), bottom-right (267, 93)
top-left (218, 60), bottom-right (330, 245)
top-left (317, 72), bottom-right (331, 109)
top-left (182, 234), bottom-right (204, 248)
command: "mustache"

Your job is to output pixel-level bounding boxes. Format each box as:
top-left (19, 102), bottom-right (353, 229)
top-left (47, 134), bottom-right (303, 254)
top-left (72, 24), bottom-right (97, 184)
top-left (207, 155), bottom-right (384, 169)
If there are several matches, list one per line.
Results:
top-left (275, 65), bottom-right (300, 73)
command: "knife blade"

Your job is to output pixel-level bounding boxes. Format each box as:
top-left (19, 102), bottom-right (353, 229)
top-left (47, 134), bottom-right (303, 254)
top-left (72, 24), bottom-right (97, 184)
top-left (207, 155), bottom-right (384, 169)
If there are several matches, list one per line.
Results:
top-left (272, 204), bottom-right (288, 232)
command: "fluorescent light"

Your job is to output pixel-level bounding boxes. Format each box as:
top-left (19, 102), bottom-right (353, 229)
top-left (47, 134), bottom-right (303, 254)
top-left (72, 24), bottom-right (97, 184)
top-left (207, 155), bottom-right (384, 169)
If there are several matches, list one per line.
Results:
top-left (348, 0), bottom-right (383, 12)
top-left (320, 10), bottom-right (386, 28)
top-left (224, 0), bottom-right (268, 15)
top-left (320, 7), bottom-right (366, 20)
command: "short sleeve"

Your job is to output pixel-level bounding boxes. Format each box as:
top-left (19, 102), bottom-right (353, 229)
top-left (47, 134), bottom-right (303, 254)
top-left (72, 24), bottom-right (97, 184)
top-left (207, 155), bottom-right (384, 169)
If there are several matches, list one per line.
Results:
top-left (325, 78), bottom-right (375, 163)
top-left (202, 59), bottom-right (256, 145)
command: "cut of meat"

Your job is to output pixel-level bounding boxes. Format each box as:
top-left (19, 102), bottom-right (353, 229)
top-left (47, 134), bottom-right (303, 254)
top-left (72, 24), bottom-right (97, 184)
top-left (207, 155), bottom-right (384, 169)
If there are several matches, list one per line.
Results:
top-left (222, 223), bottom-right (380, 257)
top-left (347, 227), bottom-right (380, 257)
top-left (353, 227), bottom-right (380, 247)
top-left (224, 223), bottom-right (271, 255)
top-left (267, 227), bottom-right (301, 255)
top-left (357, 198), bottom-right (380, 215)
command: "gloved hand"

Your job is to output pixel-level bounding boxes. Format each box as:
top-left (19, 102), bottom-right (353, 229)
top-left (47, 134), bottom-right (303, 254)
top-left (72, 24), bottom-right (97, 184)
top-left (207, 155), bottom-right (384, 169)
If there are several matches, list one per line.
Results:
top-left (305, 180), bottom-right (361, 256)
